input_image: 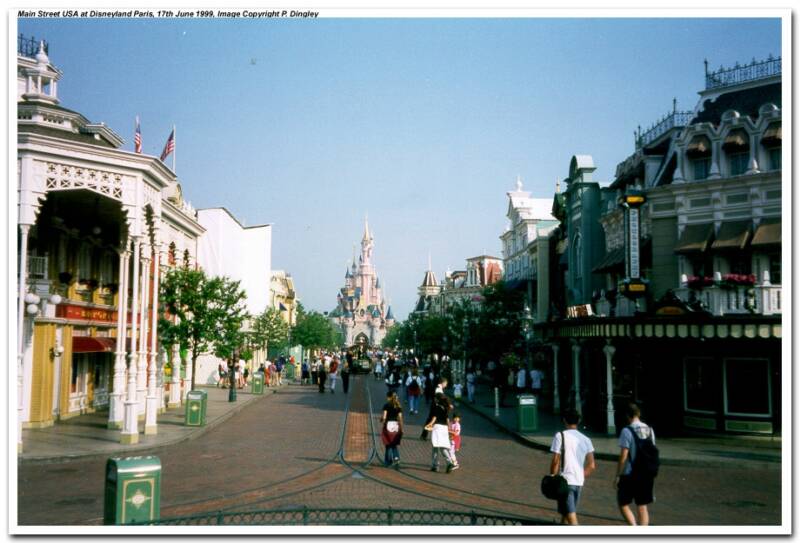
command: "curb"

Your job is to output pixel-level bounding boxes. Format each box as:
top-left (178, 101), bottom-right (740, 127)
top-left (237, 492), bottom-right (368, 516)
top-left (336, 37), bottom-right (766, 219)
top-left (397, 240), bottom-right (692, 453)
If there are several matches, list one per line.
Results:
top-left (18, 388), bottom-right (281, 466)
top-left (453, 396), bottom-right (781, 470)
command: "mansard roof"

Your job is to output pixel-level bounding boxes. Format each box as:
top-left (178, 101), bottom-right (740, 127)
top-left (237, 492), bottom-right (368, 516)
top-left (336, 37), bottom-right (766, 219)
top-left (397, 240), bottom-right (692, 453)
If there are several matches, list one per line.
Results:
top-left (421, 269), bottom-right (437, 287)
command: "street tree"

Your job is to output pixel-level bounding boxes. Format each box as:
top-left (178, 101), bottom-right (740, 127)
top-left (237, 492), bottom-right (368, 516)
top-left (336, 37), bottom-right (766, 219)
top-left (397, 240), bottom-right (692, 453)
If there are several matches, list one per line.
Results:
top-left (208, 277), bottom-right (249, 371)
top-left (292, 310), bottom-right (341, 350)
top-left (252, 307), bottom-right (289, 356)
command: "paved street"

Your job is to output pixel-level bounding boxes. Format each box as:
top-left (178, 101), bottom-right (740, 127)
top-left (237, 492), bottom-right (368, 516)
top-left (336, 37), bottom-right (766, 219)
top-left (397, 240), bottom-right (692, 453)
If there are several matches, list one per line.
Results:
top-left (17, 376), bottom-right (781, 526)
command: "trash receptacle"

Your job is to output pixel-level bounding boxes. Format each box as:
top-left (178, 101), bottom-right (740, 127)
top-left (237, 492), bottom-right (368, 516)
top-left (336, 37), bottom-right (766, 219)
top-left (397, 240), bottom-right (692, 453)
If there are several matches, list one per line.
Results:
top-left (185, 389), bottom-right (207, 426)
top-left (284, 363), bottom-right (295, 381)
top-left (517, 394), bottom-right (538, 433)
top-left (251, 373), bottom-right (264, 395)
top-left (104, 456), bottom-right (161, 525)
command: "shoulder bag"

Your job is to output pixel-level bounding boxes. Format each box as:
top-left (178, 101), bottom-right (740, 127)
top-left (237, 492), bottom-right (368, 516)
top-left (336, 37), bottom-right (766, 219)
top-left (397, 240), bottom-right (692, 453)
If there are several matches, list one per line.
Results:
top-left (541, 431), bottom-right (569, 500)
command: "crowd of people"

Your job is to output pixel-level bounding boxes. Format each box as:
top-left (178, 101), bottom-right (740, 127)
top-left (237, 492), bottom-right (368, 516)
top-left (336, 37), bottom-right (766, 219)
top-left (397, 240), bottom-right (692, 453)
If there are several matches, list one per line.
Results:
top-left (216, 355), bottom-right (292, 389)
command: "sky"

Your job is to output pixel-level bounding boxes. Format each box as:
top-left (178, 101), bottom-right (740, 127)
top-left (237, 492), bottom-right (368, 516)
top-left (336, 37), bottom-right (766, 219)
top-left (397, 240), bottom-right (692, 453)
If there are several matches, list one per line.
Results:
top-left (16, 15), bottom-right (782, 319)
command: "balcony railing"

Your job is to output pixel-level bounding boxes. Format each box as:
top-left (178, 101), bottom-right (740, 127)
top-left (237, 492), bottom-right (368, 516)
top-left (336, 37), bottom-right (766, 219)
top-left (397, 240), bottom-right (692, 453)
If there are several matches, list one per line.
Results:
top-left (27, 254), bottom-right (48, 279)
top-left (673, 284), bottom-right (781, 317)
top-left (635, 109), bottom-right (693, 149)
top-left (18, 34), bottom-right (48, 59)
top-left (705, 55), bottom-right (781, 91)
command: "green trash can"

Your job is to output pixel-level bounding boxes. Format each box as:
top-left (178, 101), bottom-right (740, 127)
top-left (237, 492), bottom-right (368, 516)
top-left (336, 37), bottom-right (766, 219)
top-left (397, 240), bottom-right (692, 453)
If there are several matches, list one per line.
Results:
top-left (185, 389), bottom-right (207, 426)
top-left (284, 363), bottom-right (295, 381)
top-left (104, 456), bottom-right (161, 525)
top-left (251, 373), bottom-right (264, 395)
top-left (517, 394), bottom-right (538, 433)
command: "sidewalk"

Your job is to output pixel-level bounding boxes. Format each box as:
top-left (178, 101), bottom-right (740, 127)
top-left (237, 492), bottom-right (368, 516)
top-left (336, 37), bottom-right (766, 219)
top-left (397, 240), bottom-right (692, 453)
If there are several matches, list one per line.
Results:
top-left (19, 384), bottom-right (279, 465)
top-left (454, 384), bottom-right (782, 470)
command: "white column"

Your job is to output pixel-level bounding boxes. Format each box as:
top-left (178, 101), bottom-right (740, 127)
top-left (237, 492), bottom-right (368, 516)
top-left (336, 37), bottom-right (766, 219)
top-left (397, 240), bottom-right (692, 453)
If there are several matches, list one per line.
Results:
top-left (145, 243), bottom-right (161, 434)
top-left (571, 340), bottom-right (582, 415)
top-left (673, 147), bottom-right (686, 183)
top-left (157, 345), bottom-right (167, 413)
top-left (183, 348), bottom-right (192, 399)
top-left (108, 247), bottom-right (130, 429)
top-left (708, 139), bottom-right (721, 179)
top-left (747, 133), bottom-right (760, 174)
top-left (168, 343), bottom-right (182, 408)
top-left (121, 237), bottom-right (141, 444)
top-left (551, 343), bottom-right (560, 414)
top-left (603, 340), bottom-right (617, 435)
top-left (17, 225), bottom-right (31, 453)
top-left (136, 246), bottom-right (151, 415)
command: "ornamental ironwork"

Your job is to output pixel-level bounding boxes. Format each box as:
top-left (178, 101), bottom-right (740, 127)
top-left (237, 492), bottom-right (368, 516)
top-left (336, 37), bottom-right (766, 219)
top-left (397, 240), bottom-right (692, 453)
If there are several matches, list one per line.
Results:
top-left (44, 161), bottom-right (124, 201)
top-left (705, 55), bottom-right (781, 91)
top-left (132, 507), bottom-right (547, 526)
top-left (636, 107), bottom-right (693, 150)
top-left (18, 34), bottom-right (48, 59)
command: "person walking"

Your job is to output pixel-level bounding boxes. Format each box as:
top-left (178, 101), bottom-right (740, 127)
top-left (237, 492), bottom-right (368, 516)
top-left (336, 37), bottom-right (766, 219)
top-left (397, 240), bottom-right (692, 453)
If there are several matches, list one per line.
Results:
top-left (530, 366), bottom-right (544, 397)
top-left (374, 357), bottom-right (383, 380)
top-left (548, 409), bottom-right (596, 525)
top-left (217, 363), bottom-right (228, 388)
top-left (301, 359), bottom-right (309, 385)
top-left (329, 357), bottom-right (339, 394)
top-left (449, 412), bottom-right (462, 469)
top-left (516, 365), bottom-right (527, 395)
top-left (311, 357), bottom-right (319, 388)
top-left (318, 356), bottom-right (327, 394)
top-left (341, 356), bottom-right (351, 394)
top-left (381, 391), bottom-right (404, 469)
top-left (615, 403), bottom-right (658, 526)
top-left (424, 366), bottom-right (436, 405)
top-left (465, 366), bottom-right (476, 403)
top-left (425, 392), bottom-right (458, 473)
top-left (406, 369), bottom-right (423, 415)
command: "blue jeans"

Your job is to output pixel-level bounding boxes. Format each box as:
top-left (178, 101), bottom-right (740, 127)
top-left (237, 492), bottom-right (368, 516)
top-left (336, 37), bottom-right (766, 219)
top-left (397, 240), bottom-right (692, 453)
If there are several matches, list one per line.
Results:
top-left (385, 446), bottom-right (399, 465)
top-left (409, 394), bottom-right (419, 412)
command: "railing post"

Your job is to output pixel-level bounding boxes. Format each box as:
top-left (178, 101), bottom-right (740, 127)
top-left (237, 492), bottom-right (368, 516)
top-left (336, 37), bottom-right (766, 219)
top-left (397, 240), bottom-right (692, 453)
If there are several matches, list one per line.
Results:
top-left (471, 510), bottom-right (477, 525)
top-left (217, 510), bottom-right (224, 525)
top-left (303, 506), bottom-right (308, 525)
top-left (387, 507), bottom-right (393, 526)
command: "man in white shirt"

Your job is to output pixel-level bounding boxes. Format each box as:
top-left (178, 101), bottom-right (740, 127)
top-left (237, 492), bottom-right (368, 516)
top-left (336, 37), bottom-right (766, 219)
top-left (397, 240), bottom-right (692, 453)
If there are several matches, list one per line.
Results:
top-left (529, 367), bottom-right (544, 396)
top-left (549, 409), bottom-right (596, 525)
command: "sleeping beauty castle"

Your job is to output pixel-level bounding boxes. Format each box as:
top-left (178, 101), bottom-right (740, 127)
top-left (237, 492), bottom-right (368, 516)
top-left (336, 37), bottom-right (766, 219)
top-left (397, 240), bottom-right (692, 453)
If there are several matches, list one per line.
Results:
top-left (329, 219), bottom-right (395, 348)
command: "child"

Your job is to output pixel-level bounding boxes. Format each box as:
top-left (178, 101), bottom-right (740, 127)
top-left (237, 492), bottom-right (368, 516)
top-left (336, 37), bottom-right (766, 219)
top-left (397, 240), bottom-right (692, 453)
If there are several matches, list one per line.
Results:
top-left (449, 412), bottom-right (462, 470)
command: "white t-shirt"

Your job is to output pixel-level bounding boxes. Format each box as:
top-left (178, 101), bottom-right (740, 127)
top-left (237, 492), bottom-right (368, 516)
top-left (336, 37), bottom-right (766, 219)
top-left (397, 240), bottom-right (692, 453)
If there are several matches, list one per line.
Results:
top-left (530, 369), bottom-right (544, 389)
top-left (516, 369), bottom-right (526, 388)
top-left (618, 420), bottom-right (655, 476)
top-left (550, 429), bottom-right (595, 486)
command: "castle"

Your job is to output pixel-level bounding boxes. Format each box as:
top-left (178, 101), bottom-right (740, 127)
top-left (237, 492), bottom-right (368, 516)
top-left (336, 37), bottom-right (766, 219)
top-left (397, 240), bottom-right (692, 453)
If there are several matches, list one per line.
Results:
top-left (329, 219), bottom-right (395, 347)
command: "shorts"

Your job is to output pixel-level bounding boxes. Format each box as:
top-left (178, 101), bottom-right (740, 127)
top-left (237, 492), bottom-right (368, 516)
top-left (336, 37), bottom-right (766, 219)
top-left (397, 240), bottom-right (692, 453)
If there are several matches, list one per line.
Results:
top-left (617, 474), bottom-right (654, 506)
top-left (557, 485), bottom-right (582, 515)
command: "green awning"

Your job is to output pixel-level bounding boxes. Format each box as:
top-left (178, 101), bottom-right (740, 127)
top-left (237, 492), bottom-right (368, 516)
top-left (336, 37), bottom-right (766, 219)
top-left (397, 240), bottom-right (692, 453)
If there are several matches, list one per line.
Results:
top-left (674, 223), bottom-right (714, 254)
top-left (711, 220), bottom-right (751, 250)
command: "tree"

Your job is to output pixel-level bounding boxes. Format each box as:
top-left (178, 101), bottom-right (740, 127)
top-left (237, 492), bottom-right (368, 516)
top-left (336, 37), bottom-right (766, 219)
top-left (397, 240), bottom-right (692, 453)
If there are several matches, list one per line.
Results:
top-left (252, 307), bottom-right (289, 356)
top-left (159, 267), bottom-right (248, 390)
top-left (472, 280), bottom-right (526, 364)
top-left (292, 310), bottom-right (341, 350)
top-left (207, 277), bottom-right (248, 372)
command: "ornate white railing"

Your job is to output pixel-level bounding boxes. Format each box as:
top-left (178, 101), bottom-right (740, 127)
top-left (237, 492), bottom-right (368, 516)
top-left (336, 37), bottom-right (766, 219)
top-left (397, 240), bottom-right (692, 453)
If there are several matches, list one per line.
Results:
top-left (673, 284), bottom-right (781, 316)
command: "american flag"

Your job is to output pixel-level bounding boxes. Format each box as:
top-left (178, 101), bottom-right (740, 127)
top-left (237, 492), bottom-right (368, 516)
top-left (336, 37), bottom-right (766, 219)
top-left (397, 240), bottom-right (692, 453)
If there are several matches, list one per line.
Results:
top-left (134, 116), bottom-right (142, 154)
top-left (160, 128), bottom-right (175, 161)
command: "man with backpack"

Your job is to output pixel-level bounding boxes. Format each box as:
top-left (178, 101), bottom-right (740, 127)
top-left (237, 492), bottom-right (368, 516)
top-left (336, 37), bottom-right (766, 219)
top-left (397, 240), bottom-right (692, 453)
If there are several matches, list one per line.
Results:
top-left (615, 402), bottom-right (659, 526)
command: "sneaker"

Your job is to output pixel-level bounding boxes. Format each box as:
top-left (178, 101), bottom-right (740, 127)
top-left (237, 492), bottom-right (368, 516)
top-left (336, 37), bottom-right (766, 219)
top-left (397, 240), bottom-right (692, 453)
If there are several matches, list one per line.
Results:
top-left (450, 463), bottom-right (460, 471)
top-left (393, 460), bottom-right (400, 470)
top-left (446, 464), bottom-right (454, 473)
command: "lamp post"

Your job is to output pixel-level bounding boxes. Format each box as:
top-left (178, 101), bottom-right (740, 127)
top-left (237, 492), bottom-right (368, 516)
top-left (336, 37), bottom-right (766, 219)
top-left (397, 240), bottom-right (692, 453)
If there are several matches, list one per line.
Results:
top-left (522, 303), bottom-right (533, 370)
top-left (461, 318), bottom-right (468, 387)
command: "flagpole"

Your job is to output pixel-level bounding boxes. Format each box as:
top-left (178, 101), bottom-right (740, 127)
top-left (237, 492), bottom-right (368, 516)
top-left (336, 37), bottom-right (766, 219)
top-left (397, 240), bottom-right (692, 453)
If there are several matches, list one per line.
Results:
top-left (172, 124), bottom-right (176, 173)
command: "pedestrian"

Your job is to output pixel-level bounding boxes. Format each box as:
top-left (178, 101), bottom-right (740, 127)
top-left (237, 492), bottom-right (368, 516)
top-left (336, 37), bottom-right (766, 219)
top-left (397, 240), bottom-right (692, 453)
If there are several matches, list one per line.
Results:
top-left (530, 366), bottom-right (544, 397)
top-left (217, 363), bottom-right (228, 388)
top-left (449, 412), bottom-right (462, 469)
top-left (329, 357), bottom-right (339, 394)
top-left (406, 368), bottom-right (423, 415)
top-left (615, 402), bottom-right (658, 526)
top-left (424, 392), bottom-right (458, 473)
top-left (318, 357), bottom-right (327, 394)
top-left (374, 357), bottom-right (383, 380)
top-left (381, 391), bottom-right (404, 469)
top-left (311, 358), bottom-right (319, 388)
top-left (466, 366), bottom-right (476, 403)
top-left (435, 377), bottom-right (448, 395)
top-left (341, 356), bottom-right (351, 394)
top-left (494, 362), bottom-right (508, 407)
top-left (549, 408), bottom-right (596, 525)
top-left (301, 360), bottom-right (309, 385)
top-left (516, 365), bottom-right (527, 395)
top-left (243, 366), bottom-right (250, 387)
top-left (385, 367), bottom-right (401, 395)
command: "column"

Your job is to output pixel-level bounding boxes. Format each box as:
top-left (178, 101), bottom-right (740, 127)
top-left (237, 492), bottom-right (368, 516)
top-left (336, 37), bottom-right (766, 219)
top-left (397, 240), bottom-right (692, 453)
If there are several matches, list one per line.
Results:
top-left (157, 345), bottom-right (167, 413)
top-left (144, 242), bottom-right (160, 434)
top-left (708, 139), bottom-right (721, 179)
top-left (550, 343), bottom-right (560, 415)
top-left (747, 133), bottom-right (760, 174)
top-left (673, 147), bottom-right (686, 183)
top-left (108, 247), bottom-right (130, 429)
top-left (121, 237), bottom-right (141, 444)
top-left (17, 225), bottom-right (31, 453)
top-left (571, 340), bottom-right (582, 415)
top-left (168, 343), bottom-right (182, 408)
top-left (603, 340), bottom-right (617, 435)
top-left (136, 244), bottom-right (151, 415)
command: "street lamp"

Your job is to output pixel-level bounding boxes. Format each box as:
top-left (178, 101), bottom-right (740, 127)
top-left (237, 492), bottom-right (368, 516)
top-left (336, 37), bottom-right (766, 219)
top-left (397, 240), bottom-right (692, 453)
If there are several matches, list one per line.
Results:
top-left (522, 303), bottom-right (533, 370)
top-left (462, 318), bottom-right (469, 387)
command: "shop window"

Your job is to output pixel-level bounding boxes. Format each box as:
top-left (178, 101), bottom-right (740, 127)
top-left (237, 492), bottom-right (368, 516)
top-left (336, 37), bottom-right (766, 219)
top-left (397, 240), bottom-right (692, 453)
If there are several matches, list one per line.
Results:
top-left (71, 358), bottom-right (79, 393)
top-left (768, 147), bottom-right (781, 170)
top-left (769, 253), bottom-right (781, 284)
top-left (728, 253), bottom-right (752, 275)
top-left (692, 157), bottom-right (711, 180)
top-left (724, 358), bottom-right (771, 416)
top-left (77, 244), bottom-right (92, 279)
top-left (684, 357), bottom-right (719, 413)
top-left (728, 152), bottom-right (749, 176)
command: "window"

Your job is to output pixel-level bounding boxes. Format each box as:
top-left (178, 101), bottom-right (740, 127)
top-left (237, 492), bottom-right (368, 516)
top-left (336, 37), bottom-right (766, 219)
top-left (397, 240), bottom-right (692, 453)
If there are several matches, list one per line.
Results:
top-left (693, 157), bottom-right (711, 180)
top-left (769, 253), bottom-right (781, 284)
top-left (728, 152), bottom-right (749, 176)
top-left (728, 253), bottom-right (752, 276)
top-left (724, 358), bottom-right (771, 416)
top-left (77, 244), bottom-right (92, 279)
top-left (684, 357), bottom-right (720, 413)
top-left (768, 147), bottom-right (781, 170)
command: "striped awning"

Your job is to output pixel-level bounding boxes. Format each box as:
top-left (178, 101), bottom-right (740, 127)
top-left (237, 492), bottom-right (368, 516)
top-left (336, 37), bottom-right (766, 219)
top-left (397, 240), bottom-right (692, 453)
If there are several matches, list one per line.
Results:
top-left (711, 220), bottom-right (752, 250)
top-left (761, 122), bottom-right (782, 145)
top-left (686, 134), bottom-right (712, 157)
top-left (722, 129), bottom-right (749, 150)
top-left (674, 223), bottom-right (714, 254)
top-left (751, 217), bottom-right (781, 246)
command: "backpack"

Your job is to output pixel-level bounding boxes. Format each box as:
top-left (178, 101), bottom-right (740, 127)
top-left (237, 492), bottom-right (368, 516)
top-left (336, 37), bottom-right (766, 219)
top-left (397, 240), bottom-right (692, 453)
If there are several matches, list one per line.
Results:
top-left (628, 425), bottom-right (660, 479)
top-left (408, 378), bottom-right (421, 396)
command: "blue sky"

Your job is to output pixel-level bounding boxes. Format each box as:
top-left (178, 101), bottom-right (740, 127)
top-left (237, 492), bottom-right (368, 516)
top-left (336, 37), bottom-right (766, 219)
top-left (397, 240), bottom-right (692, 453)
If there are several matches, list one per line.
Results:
top-left (17, 16), bottom-right (781, 319)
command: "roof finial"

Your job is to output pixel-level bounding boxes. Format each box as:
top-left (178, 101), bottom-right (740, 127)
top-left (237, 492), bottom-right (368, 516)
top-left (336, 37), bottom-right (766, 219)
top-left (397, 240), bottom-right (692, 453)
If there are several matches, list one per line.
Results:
top-left (363, 213), bottom-right (371, 241)
top-left (428, 250), bottom-right (432, 271)
top-left (516, 174), bottom-right (523, 192)
top-left (673, 97), bottom-right (677, 113)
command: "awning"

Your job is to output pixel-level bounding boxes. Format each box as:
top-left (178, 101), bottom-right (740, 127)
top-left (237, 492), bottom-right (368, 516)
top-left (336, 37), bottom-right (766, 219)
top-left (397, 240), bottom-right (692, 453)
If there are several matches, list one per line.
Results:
top-left (722, 129), bottom-right (749, 150)
top-left (72, 336), bottom-right (117, 353)
top-left (711, 220), bottom-right (752, 250)
top-left (761, 122), bottom-right (782, 145)
top-left (751, 217), bottom-right (781, 247)
top-left (674, 223), bottom-right (714, 254)
top-left (686, 135), bottom-right (712, 157)
top-left (592, 246), bottom-right (626, 273)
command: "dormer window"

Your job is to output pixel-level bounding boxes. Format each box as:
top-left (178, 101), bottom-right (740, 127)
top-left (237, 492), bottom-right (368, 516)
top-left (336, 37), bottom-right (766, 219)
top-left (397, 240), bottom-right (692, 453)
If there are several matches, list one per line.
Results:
top-left (687, 134), bottom-right (712, 180)
top-left (761, 122), bottom-right (781, 171)
top-left (723, 128), bottom-right (750, 176)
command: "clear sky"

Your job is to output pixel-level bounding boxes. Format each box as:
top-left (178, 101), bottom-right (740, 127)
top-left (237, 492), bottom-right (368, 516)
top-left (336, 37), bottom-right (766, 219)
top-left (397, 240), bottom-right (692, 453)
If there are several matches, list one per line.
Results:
top-left (17, 15), bottom-right (781, 319)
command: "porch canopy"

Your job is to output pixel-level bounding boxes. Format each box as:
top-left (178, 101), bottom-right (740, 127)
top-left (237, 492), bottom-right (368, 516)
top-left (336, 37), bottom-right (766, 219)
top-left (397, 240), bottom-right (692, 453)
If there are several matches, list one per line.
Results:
top-left (751, 217), bottom-right (781, 247)
top-left (674, 223), bottom-right (714, 254)
top-left (72, 337), bottom-right (133, 353)
top-left (711, 220), bottom-right (752, 250)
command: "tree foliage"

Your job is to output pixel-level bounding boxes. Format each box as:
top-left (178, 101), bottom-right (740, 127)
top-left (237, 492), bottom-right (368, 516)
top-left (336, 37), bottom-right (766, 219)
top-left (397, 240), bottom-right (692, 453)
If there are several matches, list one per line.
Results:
top-left (252, 307), bottom-right (290, 354)
top-left (292, 310), bottom-right (342, 350)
